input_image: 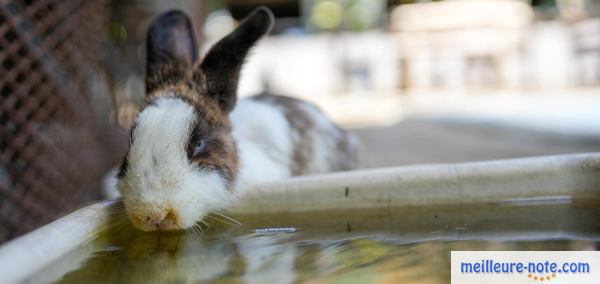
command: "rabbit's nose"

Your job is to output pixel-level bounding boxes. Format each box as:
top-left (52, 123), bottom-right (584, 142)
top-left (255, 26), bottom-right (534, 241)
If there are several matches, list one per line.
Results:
top-left (146, 209), bottom-right (178, 230)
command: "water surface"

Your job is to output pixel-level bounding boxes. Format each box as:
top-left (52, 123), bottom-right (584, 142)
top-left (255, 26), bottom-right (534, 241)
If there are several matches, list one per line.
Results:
top-left (34, 201), bottom-right (600, 284)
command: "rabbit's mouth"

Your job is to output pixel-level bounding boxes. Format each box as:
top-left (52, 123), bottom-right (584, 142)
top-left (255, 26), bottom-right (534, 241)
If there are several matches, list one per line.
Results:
top-left (126, 205), bottom-right (180, 232)
top-left (119, 167), bottom-right (232, 232)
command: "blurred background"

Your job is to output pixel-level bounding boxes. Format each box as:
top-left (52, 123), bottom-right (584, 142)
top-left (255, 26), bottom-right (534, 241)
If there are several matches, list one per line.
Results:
top-left (1, 0), bottom-right (599, 242)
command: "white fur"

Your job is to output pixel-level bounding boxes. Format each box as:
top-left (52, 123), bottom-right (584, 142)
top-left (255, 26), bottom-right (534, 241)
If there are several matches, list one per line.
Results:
top-left (118, 97), bottom-right (230, 230)
top-left (102, 167), bottom-right (120, 199)
top-left (230, 99), bottom-right (294, 190)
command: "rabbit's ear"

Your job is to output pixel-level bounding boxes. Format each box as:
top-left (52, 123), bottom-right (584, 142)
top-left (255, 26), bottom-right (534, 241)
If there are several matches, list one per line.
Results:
top-left (195, 7), bottom-right (274, 113)
top-left (146, 10), bottom-right (198, 94)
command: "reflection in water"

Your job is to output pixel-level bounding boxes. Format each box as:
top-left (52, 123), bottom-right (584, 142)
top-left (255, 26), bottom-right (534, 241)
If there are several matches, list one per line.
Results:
top-left (236, 235), bottom-right (297, 284)
top-left (35, 203), bottom-right (600, 284)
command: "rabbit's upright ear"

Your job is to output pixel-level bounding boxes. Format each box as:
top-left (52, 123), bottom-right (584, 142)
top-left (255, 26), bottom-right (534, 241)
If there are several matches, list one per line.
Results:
top-left (146, 10), bottom-right (198, 94)
top-left (195, 7), bottom-right (274, 113)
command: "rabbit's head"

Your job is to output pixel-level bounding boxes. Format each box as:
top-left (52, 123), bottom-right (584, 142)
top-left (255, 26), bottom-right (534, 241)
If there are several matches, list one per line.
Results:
top-left (117, 7), bottom-right (273, 231)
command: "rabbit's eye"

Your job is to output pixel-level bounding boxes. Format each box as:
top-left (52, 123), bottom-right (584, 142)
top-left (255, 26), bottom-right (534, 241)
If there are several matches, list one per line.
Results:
top-left (192, 140), bottom-right (206, 157)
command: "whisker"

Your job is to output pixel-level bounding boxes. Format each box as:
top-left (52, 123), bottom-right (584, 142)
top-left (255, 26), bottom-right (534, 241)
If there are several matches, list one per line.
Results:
top-left (191, 223), bottom-right (204, 234)
top-left (199, 219), bottom-right (210, 230)
top-left (205, 214), bottom-right (237, 226)
top-left (224, 222), bottom-right (242, 234)
top-left (210, 211), bottom-right (241, 225)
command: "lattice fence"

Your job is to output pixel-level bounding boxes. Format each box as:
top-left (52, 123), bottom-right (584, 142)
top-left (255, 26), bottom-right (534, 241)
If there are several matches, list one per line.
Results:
top-left (0, 0), bottom-right (125, 243)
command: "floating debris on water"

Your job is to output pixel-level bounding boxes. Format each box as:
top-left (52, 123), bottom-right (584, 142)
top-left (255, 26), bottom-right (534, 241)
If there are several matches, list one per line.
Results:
top-left (253, 227), bottom-right (297, 234)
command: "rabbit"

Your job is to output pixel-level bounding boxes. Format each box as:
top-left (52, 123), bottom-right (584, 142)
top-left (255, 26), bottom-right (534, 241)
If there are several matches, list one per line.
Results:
top-left (115, 7), bottom-right (361, 232)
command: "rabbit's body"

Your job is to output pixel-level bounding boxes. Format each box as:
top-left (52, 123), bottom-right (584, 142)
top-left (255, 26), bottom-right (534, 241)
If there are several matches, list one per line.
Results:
top-left (232, 94), bottom-right (360, 188)
top-left (115, 8), bottom-right (360, 232)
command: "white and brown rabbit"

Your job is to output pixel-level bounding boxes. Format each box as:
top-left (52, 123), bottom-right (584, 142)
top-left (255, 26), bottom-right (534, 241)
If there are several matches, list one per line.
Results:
top-left (115, 7), bottom-right (360, 231)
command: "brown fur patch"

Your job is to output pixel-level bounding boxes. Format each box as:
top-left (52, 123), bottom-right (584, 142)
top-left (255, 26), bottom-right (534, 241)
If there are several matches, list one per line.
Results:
top-left (146, 80), bottom-right (224, 126)
top-left (187, 116), bottom-right (239, 189)
top-left (146, 64), bottom-right (187, 94)
top-left (333, 130), bottom-right (362, 171)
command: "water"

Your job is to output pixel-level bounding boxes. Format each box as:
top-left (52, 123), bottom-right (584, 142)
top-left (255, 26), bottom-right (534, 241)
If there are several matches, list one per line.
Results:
top-left (34, 201), bottom-right (600, 284)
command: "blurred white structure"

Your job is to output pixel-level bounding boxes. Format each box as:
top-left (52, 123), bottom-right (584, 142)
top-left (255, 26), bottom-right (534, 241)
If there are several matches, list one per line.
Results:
top-left (238, 0), bottom-right (599, 97)
top-left (238, 32), bottom-right (399, 99)
top-left (526, 22), bottom-right (576, 89)
top-left (573, 17), bottom-right (600, 85)
top-left (390, 0), bottom-right (533, 90)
